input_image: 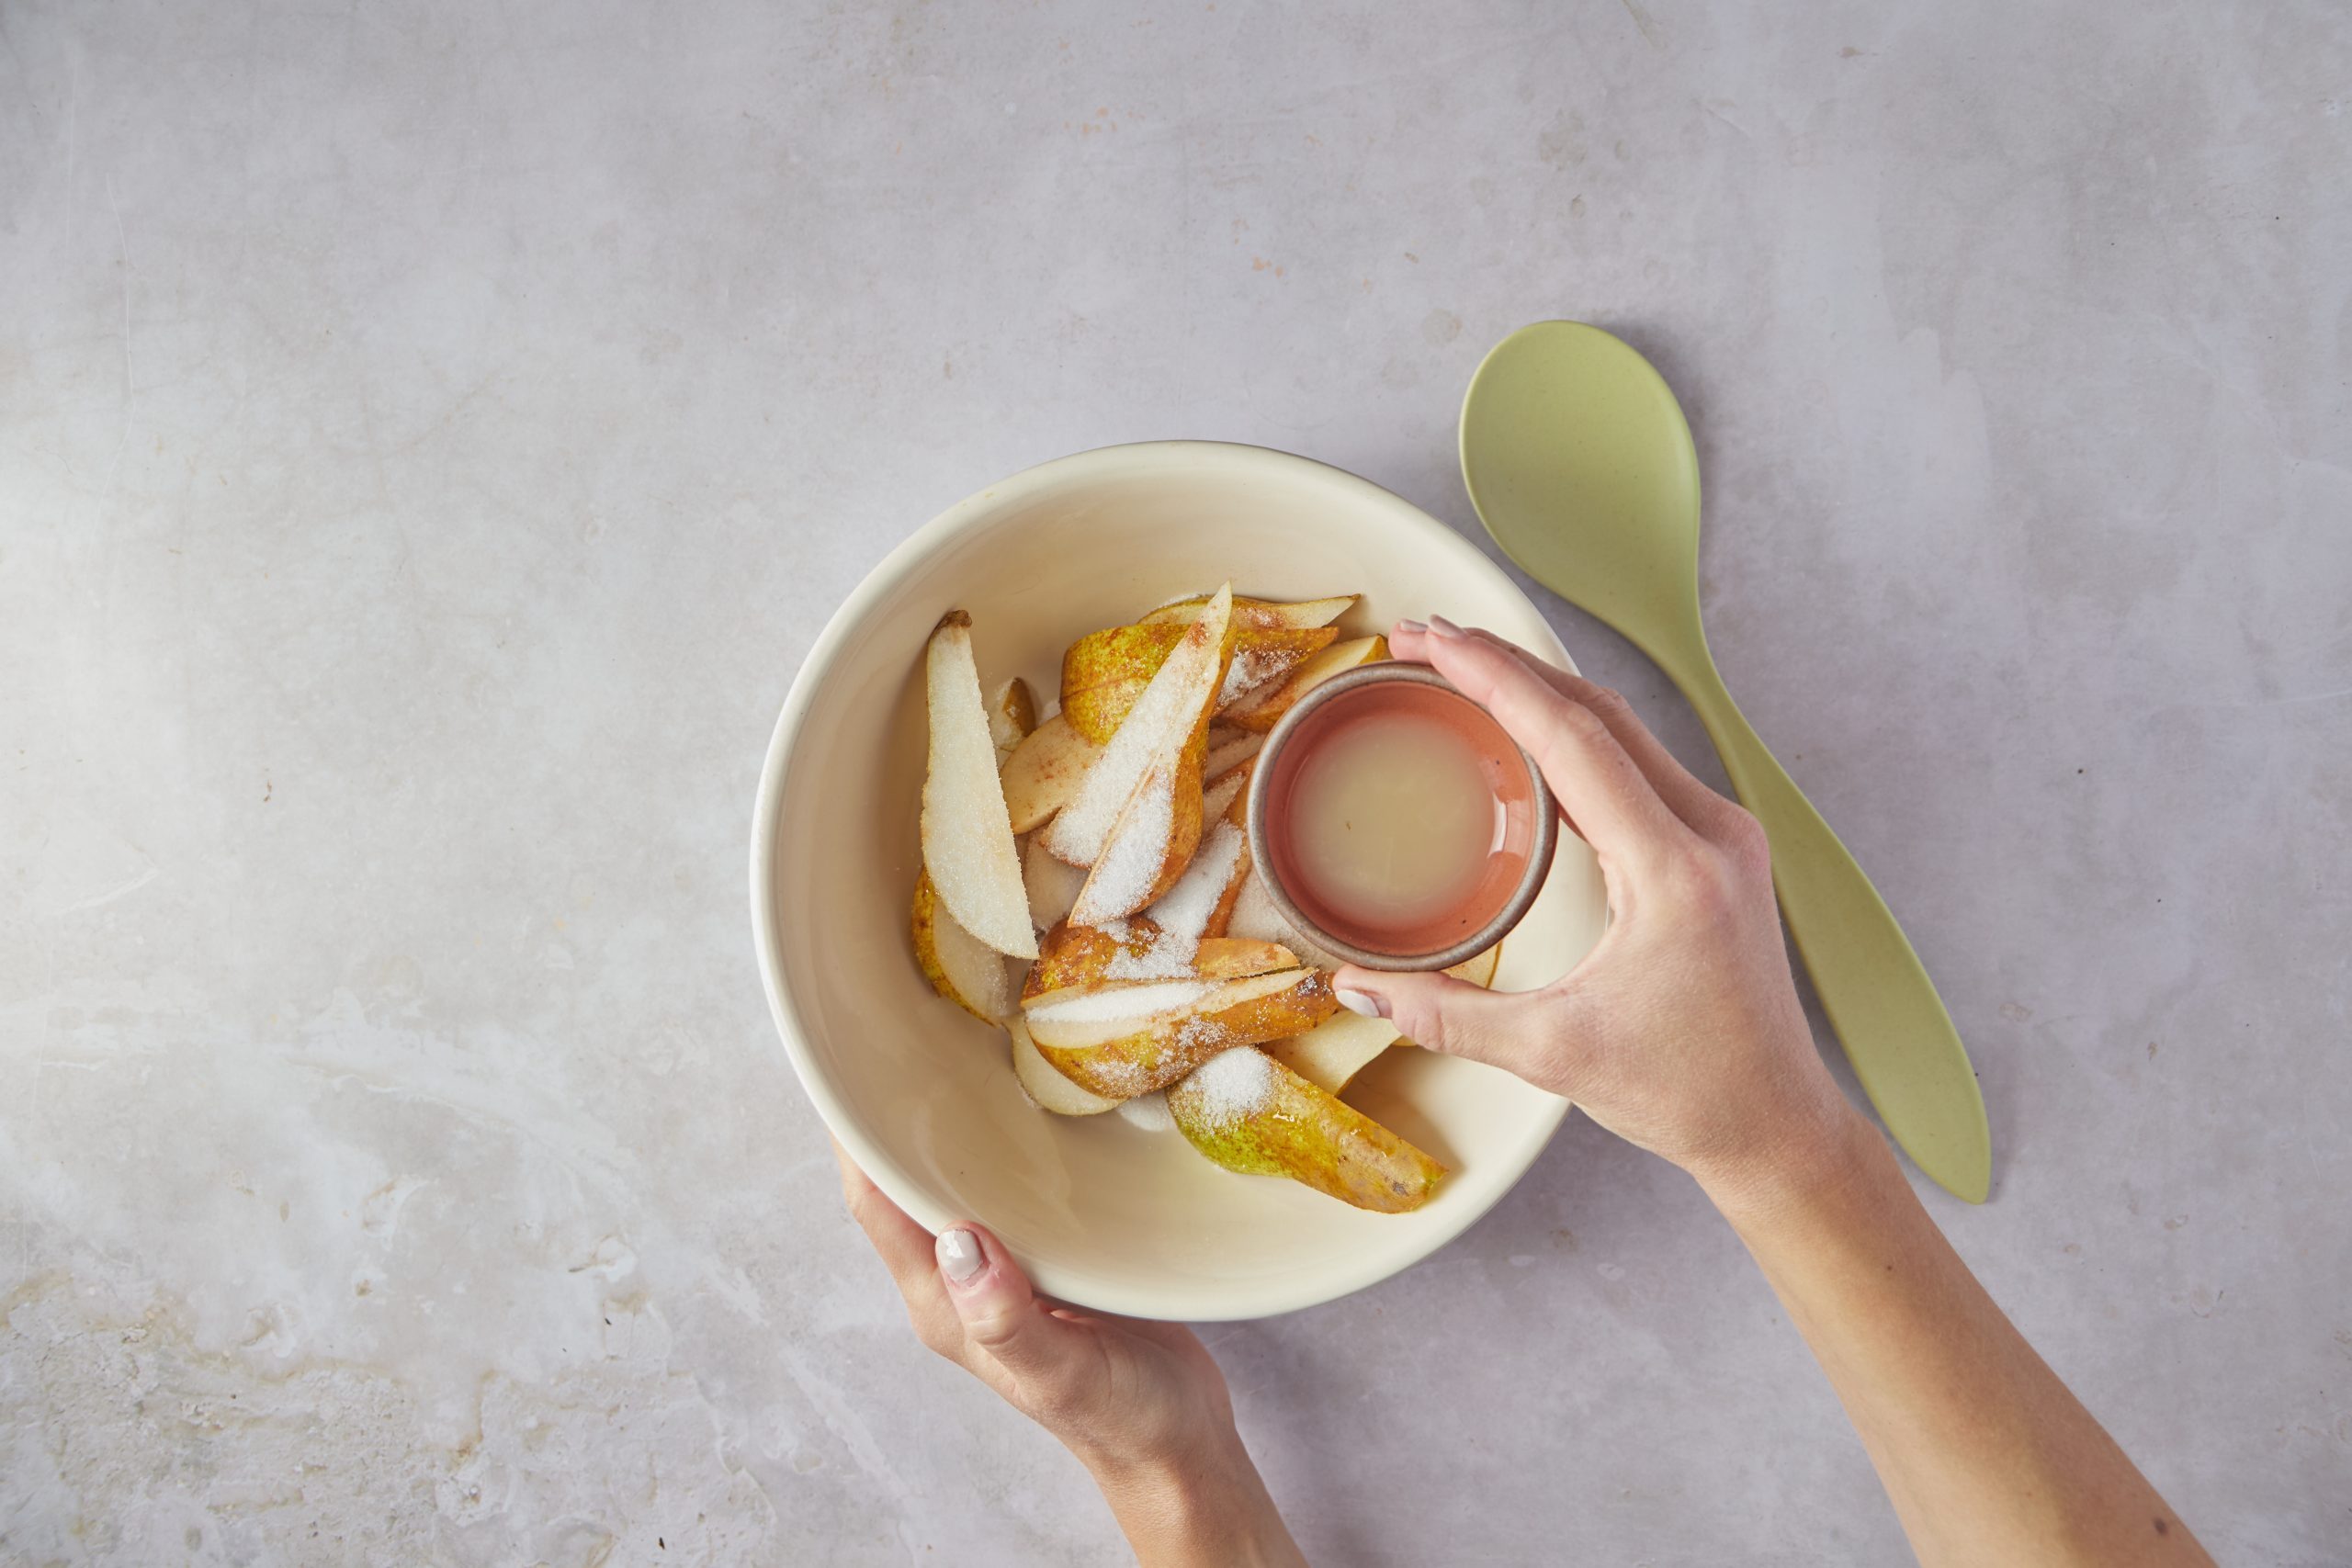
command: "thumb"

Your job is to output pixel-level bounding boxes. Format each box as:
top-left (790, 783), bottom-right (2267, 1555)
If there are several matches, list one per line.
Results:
top-left (934, 1224), bottom-right (1091, 1381)
top-left (1333, 964), bottom-right (1519, 1069)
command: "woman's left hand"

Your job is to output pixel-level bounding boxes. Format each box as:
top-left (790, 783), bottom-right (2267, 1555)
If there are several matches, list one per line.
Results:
top-left (833, 1137), bottom-right (1230, 1471)
top-left (832, 1141), bottom-right (1306, 1565)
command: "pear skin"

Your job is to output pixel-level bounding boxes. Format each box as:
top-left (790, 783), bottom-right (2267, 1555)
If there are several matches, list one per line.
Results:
top-left (1167, 1046), bottom-right (1447, 1213)
top-left (910, 872), bottom-right (1016, 1022)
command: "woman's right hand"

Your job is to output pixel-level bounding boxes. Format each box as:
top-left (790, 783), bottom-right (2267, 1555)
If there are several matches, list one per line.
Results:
top-left (1331, 616), bottom-right (1860, 1201)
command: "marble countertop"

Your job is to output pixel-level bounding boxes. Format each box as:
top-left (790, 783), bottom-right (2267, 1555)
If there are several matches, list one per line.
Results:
top-left (5, 3), bottom-right (2346, 1562)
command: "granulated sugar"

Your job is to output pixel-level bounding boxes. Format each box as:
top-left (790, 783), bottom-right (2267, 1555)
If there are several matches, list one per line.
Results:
top-left (1077, 1052), bottom-right (1152, 1098)
top-left (1218, 645), bottom-right (1291, 705)
top-left (1070, 767), bottom-right (1177, 924)
top-left (1103, 822), bottom-right (1245, 980)
top-left (1180, 1046), bottom-right (1276, 1127)
top-left (1172, 1012), bottom-right (1238, 1055)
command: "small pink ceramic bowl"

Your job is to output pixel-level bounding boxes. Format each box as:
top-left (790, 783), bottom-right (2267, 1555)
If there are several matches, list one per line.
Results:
top-left (1247, 662), bottom-right (1558, 973)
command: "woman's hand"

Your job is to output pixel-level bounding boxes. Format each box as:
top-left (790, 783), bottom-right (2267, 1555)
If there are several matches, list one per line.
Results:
top-left (1332, 616), bottom-right (1857, 1201)
top-left (833, 1142), bottom-right (1306, 1566)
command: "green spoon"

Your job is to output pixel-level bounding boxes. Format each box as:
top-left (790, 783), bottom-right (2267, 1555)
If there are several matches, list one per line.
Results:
top-left (1460, 320), bottom-right (1991, 1202)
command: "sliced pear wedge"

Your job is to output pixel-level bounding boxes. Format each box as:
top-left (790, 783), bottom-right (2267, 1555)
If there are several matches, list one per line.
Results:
top-left (1263, 1012), bottom-right (1399, 1095)
top-left (1168, 1045), bottom-right (1446, 1213)
top-left (921, 613), bottom-right (1037, 958)
top-left (1264, 942), bottom-right (1504, 1093)
top-left (1224, 871), bottom-right (1346, 970)
top-left (1203, 730), bottom-right (1263, 781)
top-left (1023, 835), bottom-right (1087, 931)
top-left (1064, 623), bottom-right (1329, 745)
top-left (1009, 1015), bottom-right (1121, 1114)
top-left (1055, 587), bottom-right (1238, 922)
top-left (1220, 634), bottom-right (1389, 734)
top-left (1160, 772), bottom-right (1251, 940)
top-left (1002, 715), bottom-right (1102, 836)
top-left (1201, 767), bottom-right (1249, 824)
top-left (1023, 918), bottom-right (1295, 1000)
top-left (1046, 584), bottom-right (1234, 868)
top-left (911, 872), bottom-right (1017, 1022)
top-left (1447, 943), bottom-right (1502, 990)
top-left (1214, 628), bottom-right (1334, 709)
top-left (1058, 622), bottom-right (1187, 746)
top-left (1026, 967), bottom-right (1338, 1098)
top-left (988, 676), bottom-right (1036, 767)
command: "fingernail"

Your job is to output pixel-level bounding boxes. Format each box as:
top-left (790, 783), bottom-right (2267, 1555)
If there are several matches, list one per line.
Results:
top-left (936, 1227), bottom-right (983, 1283)
top-left (1394, 618), bottom-right (1428, 637)
top-left (1336, 987), bottom-right (1389, 1019)
top-left (1427, 615), bottom-right (1464, 639)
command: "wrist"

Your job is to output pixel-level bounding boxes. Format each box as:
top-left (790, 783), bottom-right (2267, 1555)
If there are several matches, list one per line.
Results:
top-left (1080, 1425), bottom-right (1249, 1510)
top-left (1080, 1432), bottom-right (1296, 1567)
top-left (1690, 1096), bottom-right (1885, 1225)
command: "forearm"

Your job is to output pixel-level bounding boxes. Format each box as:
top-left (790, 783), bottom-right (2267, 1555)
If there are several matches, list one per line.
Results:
top-left (1702, 1111), bottom-right (2208, 1567)
top-left (1085, 1436), bottom-right (1307, 1568)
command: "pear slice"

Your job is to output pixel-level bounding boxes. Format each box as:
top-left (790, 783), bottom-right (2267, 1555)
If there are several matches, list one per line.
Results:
top-left (1167, 1046), bottom-right (1447, 1213)
top-left (1204, 730), bottom-right (1263, 781)
top-left (1026, 967), bottom-right (1339, 1098)
top-left (1448, 942), bottom-right (1503, 990)
top-left (1009, 1016), bottom-right (1121, 1114)
top-left (1023, 834), bottom-right (1087, 931)
top-left (1069, 759), bottom-right (1193, 926)
top-left (1263, 1011), bottom-right (1399, 1095)
top-left (1052, 588), bottom-right (1238, 921)
top-left (911, 873), bottom-right (1017, 1022)
top-left (1215, 629), bottom-right (1333, 709)
top-left (1058, 622), bottom-right (1186, 745)
top-left (1064, 624), bottom-right (1333, 744)
top-left (921, 613), bottom-right (1037, 959)
top-left (1023, 917), bottom-right (1295, 1000)
top-left (1046, 583), bottom-right (1235, 868)
top-left (1142, 592), bottom-right (1357, 632)
top-left (1155, 798), bottom-right (1250, 942)
top-left (1221, 634), bottom-right (1389, 734)
top-left (1002, 715), bottom-right (1102, 836)
top-left (988, 677), bottom-right (1036, 767)
top-left (1202, 766), bottom-right (1249, 824)
top-left (1023, 976), bottom-right (1228, 1046)
top-left (1204, 720), bottom-right (1254, 750)
top-left (1114, 1090), bottom-right (1175, 1132)
top-left (1263, 941), bottom-right (1504, 1093)
top-left (1225, 871), bottom-right (1346, 969)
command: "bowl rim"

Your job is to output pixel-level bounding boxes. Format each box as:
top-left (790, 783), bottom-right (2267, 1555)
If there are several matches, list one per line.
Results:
top-left (750, 439), bottom-right (1577, 1321)
top-left (1244, 662), bottom-right (1560, 971)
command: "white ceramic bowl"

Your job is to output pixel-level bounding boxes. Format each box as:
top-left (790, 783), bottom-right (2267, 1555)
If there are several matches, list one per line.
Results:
top-left (752, 442), bottom-right (1608, 1320)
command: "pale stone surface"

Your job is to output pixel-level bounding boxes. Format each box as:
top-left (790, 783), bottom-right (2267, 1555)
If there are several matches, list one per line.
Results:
top-left (4, 2), bottom-right (2347, 1562)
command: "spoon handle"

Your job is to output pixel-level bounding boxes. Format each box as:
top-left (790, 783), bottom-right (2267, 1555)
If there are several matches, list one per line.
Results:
top-left (1676, 660), bottom-right (1992, 1202)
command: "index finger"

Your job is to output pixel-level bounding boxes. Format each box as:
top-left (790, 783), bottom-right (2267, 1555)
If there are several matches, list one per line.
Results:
top-left (1413, 619), bottom-right (1695, 870)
